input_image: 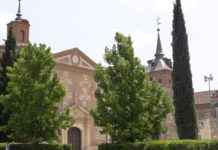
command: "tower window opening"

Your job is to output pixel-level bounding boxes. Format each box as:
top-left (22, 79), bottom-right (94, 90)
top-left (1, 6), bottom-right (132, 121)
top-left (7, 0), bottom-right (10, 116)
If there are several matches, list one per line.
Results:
top-left (158, 79), bottom-right (162, 83)
top-left (21, 30), bottom-right (25, 42)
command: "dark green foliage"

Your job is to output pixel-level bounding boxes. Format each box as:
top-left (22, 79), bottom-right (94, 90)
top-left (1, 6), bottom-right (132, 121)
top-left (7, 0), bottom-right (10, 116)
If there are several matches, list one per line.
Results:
top-left (99, 140), bottom-right (218, 150)
top-left (8, 144), bottom-right (71, 150)
top-left (172, 0), bottom-right (198, 139)
top-left (0, 29), bottom-right (17, 94)
top-left (92, 32), bottom-right (172, 143)
top-left (0, 105), bottom-right (11, 142)
top-left (0, 43), bottom-right (72, 143)
top-left (0, 29), bottom-right (16, 142)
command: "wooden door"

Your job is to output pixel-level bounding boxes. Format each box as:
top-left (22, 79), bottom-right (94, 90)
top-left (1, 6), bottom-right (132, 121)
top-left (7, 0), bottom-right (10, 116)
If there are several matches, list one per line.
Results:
top-left (68, 127), bottom-right (81, 150)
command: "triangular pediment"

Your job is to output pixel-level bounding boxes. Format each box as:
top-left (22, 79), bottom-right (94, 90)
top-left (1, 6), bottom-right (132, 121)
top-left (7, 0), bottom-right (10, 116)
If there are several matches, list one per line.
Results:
top-left (54, 48), bottom-right (96, 70)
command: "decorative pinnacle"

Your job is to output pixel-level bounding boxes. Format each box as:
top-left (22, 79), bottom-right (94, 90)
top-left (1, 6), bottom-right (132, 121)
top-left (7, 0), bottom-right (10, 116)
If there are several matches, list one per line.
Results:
top-left (155, 17), bottom-right (164, 59)
top-left (16, 0), bottom-right (22, 20)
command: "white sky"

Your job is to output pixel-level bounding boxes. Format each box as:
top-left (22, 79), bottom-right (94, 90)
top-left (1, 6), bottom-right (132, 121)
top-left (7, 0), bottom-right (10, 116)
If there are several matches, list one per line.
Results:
top-left (0, 0), bottom-right (217, 92)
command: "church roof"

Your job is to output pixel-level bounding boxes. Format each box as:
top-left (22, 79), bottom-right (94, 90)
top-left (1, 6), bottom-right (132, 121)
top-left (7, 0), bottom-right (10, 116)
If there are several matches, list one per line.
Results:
top-left (147, 27), bottom-right (172, 72)
top-left (148, 59), bottom-right (171, 72)
top-left (7, 0), bottom-right (30, 26)
top-left (7, 0), bottom-right (29, 24)
top-left (155, 30), bottom-right (164, 59)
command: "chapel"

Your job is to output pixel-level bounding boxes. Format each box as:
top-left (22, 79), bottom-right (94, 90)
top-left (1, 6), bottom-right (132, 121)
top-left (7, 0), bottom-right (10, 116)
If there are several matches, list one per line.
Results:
top-left (1, 1), bottom-right (218, 150)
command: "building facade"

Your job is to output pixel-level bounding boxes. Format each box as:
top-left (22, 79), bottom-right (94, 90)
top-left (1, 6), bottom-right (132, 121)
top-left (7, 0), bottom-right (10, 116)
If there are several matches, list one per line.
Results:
top-left (1, 2), bottom-right (218, 150)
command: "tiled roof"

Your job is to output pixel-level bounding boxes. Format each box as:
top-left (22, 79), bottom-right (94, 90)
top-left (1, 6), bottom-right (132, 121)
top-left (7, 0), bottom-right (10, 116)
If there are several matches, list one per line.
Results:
top-left (147, 57), bottom-right (172, 72)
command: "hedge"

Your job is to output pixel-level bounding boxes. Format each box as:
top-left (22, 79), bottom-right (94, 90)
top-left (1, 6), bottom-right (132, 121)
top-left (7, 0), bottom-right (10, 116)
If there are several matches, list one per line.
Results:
top-left (0, 143), bottom-right (6, 150)
top-left (7, 144), bottom-right (72, 150)
top-left (99, 140), bottom-right (218, 150)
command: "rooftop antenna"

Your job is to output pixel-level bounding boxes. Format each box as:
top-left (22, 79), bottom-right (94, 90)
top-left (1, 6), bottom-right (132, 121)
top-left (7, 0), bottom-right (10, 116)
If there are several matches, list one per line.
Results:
top-left (204, 74), bottom-right (213, 97)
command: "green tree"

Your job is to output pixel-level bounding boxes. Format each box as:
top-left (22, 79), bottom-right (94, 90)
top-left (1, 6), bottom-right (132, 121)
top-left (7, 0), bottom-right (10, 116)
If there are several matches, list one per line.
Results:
top-left (172, 0), bottom-right (198, 139)
top-left (0, 43), bottom-right (72, 143)
top-left (0, 29), bottom-right (16, 142)
top-left (91, 32), bottom-right (172, 143)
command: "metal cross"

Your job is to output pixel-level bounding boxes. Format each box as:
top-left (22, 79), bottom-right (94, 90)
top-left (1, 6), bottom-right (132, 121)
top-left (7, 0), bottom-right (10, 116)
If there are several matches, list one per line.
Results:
top-left (157, 17), bottom-right (161, 31)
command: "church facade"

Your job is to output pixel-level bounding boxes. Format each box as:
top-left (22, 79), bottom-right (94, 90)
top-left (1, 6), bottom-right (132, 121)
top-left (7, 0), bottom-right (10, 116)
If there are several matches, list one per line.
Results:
top-left (1, 2), bottom-right (218, 150)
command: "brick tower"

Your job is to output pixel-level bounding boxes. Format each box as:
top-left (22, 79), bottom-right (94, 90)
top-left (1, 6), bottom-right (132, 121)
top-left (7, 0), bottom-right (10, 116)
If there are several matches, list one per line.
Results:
top-left (7, 0), bottom-right (30, 47)
top-left (147, 23), bottom-right (177, 138)
top-left (147, 25), bottom-right (172, 94)
top-left (0, 0), bottom-right (30, 60)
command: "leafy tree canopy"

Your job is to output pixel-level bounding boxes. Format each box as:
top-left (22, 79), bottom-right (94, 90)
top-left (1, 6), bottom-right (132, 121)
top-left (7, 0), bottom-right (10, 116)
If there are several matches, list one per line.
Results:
top-left (0, 43), bottom-right (72, 143)
top-left (92, 32), bottom-right (172, 143)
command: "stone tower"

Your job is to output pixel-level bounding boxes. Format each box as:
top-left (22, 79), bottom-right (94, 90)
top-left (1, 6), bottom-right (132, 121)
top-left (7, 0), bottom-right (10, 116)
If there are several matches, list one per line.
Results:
top-left (7, 0), bottom-right (30, 47)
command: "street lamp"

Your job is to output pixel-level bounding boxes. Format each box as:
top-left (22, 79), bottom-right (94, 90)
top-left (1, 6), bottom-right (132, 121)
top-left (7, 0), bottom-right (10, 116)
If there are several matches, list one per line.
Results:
top-left (204, 74), bottom-right (213, 97)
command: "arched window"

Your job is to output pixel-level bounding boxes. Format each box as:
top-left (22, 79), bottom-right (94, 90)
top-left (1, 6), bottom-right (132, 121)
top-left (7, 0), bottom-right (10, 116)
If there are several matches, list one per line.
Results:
top-left (21, 30), bottom-right (25, 42)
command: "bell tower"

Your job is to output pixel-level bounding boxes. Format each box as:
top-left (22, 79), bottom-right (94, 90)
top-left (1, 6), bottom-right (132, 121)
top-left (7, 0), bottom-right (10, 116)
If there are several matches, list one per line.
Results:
top-left (147, 19), bottom-right (178, 139)
top-left (147, 19), bottom-right (172, 92)
top-left (7, 0), bottom-right (30, 46)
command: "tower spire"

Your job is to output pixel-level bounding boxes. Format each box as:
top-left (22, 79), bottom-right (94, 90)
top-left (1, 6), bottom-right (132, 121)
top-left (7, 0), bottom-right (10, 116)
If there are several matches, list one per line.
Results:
top-left (155, 17), bottom-right (164, 59)
top-left (16, 0), bottom-right (22, 20)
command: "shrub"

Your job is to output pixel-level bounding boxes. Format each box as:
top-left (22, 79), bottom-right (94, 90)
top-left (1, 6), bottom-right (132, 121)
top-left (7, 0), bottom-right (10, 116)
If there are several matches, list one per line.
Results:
top-left (99, 143), bottom-right (145, 150)
top-left (0, 143), bottom-right (6, 150)
top-left (99, 140), bottom-right (218, 150)
top-left (8, 144), bottom-right (72, 150)
top-left (146, 140), bottom-right (216, 150)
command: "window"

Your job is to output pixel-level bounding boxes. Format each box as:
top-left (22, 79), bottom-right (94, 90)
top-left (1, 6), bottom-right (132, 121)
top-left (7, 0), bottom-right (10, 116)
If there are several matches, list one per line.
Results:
top-left (21, 30), bottom-right (25, 42)
top-left (215, 107), bottom-right (218, 118)
top-left (158, 79), bottom-right (162, 83)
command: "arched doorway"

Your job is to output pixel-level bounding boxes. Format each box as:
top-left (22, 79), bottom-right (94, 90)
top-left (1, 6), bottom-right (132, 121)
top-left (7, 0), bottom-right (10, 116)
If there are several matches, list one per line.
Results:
top-left (68, 127), bottom-right (82, 150)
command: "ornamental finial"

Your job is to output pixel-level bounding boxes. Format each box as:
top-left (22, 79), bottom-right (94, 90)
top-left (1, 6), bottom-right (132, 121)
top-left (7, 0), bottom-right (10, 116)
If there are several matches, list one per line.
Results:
top-left (16, 0), bottom-right (22, 20)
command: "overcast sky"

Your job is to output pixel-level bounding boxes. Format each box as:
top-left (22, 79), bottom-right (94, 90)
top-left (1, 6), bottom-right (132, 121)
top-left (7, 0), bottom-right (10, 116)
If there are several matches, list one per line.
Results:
top-left (0, 0), bottom-right (217, 92)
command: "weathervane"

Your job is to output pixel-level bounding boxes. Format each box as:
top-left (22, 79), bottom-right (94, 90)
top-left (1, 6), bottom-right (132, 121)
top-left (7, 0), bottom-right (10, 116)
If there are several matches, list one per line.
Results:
top-left (16, 0), bottom-right (22, 20)
top-left (156, 17), bottom-right (161, 32)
